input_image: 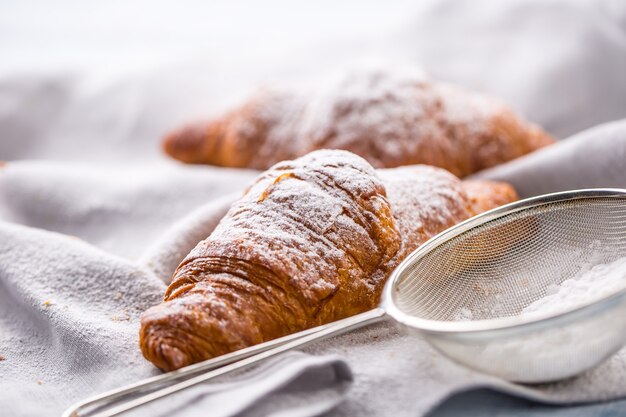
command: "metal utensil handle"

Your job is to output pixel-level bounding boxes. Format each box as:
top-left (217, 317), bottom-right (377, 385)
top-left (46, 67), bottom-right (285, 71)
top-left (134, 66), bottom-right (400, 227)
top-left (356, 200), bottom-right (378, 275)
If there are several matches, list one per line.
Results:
top-left (63, 308), bottom-right (386, 417)
top-left (62, 319), bottom-right (340, 417)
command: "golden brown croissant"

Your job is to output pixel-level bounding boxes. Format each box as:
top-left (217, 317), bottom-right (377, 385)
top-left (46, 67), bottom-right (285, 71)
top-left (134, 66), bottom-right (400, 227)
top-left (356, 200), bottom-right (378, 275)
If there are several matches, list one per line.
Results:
top-left (140, 150), bottom-right (517, 371)
top-left (162, 68), bottom-right (553, 177)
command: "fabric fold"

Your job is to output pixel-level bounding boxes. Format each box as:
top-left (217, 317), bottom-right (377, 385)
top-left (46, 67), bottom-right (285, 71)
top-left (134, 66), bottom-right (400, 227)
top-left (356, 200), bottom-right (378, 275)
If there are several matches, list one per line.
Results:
top-left (473, 119), bottom-right (626, 197)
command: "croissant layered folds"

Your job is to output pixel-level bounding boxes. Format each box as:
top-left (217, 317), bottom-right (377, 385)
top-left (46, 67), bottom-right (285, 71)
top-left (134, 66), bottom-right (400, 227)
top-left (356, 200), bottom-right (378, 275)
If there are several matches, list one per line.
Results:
top-left (140, 150), bottom-right (517, 371)
top-left (163, 68), bottom-right (553, 176)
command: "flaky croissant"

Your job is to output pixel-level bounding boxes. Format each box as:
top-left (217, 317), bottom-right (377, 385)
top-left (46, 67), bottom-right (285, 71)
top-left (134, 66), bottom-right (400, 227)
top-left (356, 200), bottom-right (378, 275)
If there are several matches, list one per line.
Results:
top-left (140, 150), bottom-right (517, 371)
top-left (163, 68), bottom-right (553, 177)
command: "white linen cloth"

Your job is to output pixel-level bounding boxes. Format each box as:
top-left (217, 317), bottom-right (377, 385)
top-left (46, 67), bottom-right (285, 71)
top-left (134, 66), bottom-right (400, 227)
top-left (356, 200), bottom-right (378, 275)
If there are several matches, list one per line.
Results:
top-left (1, 1), bottom-right (626, 416)
top-left (2, 126), bottom-right (626, 417)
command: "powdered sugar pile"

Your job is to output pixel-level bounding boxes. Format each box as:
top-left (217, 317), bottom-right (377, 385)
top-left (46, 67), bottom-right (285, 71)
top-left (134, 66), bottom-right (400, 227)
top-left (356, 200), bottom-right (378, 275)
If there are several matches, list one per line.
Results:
top-left (474, 255), bottom-right (626, 382)
top-left (523, 256), bottom-right (626, 317)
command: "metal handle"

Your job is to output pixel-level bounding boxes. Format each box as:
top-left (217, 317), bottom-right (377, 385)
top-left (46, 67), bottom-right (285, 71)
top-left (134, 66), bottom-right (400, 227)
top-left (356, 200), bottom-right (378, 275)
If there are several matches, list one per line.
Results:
top-left (62, 308), bottom-right (386, 417)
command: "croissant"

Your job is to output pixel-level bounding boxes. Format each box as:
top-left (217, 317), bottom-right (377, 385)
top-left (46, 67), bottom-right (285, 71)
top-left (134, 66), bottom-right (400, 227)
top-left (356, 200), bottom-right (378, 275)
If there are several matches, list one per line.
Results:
top-left (162, 68), bottom-right (553, 177)
top-left (140, 150), bottom-right (517, 371)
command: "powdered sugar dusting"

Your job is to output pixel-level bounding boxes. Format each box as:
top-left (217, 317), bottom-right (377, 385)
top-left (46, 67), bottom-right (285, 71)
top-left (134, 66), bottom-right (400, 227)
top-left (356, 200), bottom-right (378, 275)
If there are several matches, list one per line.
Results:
top-left (177, 149), bottom-right (402, 324)
top-left (301, 67), bottom-right (450, 168)
top-left (379, 165), bottom-right (472, 258)
top-left (296, 66), bottom-right (548, 176)
top-left (178, 64), bottom-right (552, 175)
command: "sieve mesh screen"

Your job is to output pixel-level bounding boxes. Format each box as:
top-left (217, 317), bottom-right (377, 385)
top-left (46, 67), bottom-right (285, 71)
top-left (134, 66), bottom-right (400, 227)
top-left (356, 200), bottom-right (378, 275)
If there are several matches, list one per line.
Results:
top-left (393, 197), bottom-right (626, 322)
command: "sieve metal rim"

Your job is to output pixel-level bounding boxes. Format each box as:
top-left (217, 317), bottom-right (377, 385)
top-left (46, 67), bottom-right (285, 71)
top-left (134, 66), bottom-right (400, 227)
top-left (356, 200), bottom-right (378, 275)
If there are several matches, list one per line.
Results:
top-left (381, 188), bottom-right (626, 336)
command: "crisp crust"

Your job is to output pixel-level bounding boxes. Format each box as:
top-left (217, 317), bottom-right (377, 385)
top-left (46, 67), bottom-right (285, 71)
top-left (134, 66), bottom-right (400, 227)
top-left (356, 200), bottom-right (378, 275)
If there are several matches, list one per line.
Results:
top-left (140, 150), bottom-right (517, 371)
top-left (162, 69), bottom-right (553, 176)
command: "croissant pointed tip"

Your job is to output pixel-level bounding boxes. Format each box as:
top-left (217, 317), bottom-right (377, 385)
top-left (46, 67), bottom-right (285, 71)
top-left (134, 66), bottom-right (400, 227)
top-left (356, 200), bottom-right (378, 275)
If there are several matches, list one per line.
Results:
top-left (139, 291), bottom-right (256, 371)
top-left (162, 123), bottom-right (212, 164)
top-left (140, 304), bottom-right (196, 371)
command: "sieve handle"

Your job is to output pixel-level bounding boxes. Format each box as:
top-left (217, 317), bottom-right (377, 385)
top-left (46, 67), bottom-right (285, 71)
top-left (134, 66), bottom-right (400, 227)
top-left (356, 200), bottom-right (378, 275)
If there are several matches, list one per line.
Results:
top-left (63, 308), bottom-right (386, 417)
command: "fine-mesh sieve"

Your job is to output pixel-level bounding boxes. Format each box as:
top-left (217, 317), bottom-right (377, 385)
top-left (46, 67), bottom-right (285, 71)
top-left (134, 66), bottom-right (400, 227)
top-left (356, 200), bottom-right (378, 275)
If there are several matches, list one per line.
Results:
top-left (384, 188), bottom-right (626, 383)
top-left (63, 188), bottom-right (626, 417)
